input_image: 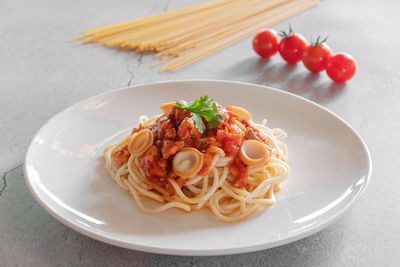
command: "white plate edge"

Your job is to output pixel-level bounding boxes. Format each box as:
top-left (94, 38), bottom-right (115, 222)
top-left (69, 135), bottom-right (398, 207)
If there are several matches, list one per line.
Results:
top-left (23, 79), bottom-right (373, 256)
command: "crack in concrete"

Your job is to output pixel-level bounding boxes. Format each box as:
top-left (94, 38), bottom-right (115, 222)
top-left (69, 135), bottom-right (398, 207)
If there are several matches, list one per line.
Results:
top-left (6, 204), bottom-right (34, 223)
top-left (137, 53), bottom-right (144, 66)
top-left (0, 163), bottom-right (23, 198)
top-left (126, 65), bottom-right (135, 87)
top-left (126, 53), bottom-right (144, 87)
top-left (163, 0), bottom-right (170, 11)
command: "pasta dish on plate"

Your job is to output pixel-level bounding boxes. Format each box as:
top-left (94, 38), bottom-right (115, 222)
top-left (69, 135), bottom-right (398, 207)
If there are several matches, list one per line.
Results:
top-left (104, 96), bottom-right (289, 222)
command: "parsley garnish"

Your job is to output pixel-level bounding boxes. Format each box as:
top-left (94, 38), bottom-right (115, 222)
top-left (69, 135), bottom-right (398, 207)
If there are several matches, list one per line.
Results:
top-left (175, 95), bottom-right (223, 133)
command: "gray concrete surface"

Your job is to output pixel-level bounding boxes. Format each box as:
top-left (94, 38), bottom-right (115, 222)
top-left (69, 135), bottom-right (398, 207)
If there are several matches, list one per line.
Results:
top-left (1, 0), bottom-right (400, 266)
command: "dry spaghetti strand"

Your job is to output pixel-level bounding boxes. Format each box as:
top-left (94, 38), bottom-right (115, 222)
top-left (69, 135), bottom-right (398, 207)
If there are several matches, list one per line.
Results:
top-left (72, 0), bottom-right (319, 71)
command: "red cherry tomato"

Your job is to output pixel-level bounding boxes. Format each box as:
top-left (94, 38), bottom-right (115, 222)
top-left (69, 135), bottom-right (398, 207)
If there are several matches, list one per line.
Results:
top-left (252, 29), bottom-right (280, 58)
top-left (279, 32), bottom-right (307, 64)
top-left (302, 43), bottom-right (332, 72)
top-left (325, 53), bottom-right (356, 82)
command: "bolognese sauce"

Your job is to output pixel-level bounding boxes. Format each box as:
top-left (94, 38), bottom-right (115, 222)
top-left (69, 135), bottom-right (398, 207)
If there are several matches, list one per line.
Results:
top-left (112, 103), bottom-right (272, 191)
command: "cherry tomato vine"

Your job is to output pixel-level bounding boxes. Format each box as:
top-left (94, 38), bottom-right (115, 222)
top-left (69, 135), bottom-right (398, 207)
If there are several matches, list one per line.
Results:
top-left (252, 26), bottom-right (356, 82)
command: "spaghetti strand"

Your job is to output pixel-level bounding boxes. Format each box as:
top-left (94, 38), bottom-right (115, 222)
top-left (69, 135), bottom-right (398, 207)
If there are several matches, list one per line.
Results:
top-left (72, 0), bottom-right (319, 71)
top-left (104, 109), bottom-right (289, 222)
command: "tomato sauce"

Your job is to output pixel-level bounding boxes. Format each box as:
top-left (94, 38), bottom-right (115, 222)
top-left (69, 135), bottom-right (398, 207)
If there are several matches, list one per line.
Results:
top-left (112, 104), bottom-right (270, 190)
top-left (111, 145), bottom-right (130, 167)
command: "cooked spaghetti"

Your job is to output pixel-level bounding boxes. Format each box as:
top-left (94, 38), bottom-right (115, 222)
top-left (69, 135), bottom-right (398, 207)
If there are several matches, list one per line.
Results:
top-left (104, 96), bottom-right (289, 222)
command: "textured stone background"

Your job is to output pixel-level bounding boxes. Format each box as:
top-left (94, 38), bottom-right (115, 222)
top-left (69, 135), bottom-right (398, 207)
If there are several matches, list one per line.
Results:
top-left (1, 0), bottom-right (400, 266)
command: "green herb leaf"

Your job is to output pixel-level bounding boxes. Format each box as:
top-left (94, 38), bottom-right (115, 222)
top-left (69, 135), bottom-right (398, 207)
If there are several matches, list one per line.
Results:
top-left (191, 113), bottom-right (206, 134)
top-left (176, 95), bottom-right (223, 133)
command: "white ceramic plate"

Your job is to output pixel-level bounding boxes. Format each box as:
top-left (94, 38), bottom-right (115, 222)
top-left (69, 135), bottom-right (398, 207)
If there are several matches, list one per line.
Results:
top-left (25, 80), bottom-right (371, 256)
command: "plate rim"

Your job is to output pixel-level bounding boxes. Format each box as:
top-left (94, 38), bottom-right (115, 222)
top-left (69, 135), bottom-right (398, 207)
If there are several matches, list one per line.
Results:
top-left (24, 79), bottom-right (372, 256)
